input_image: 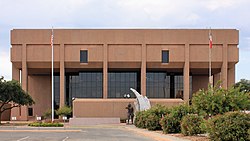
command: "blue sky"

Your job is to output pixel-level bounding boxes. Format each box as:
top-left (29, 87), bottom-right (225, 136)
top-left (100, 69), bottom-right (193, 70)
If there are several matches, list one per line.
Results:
top-left (0, 0), bottom-right (249, 81)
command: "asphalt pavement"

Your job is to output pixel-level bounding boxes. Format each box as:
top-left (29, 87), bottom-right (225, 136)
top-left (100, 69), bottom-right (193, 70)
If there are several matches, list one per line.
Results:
top-left (0, 124), bottom-right (190, 141)
top-left (0, 125), bottom-right (153, 141)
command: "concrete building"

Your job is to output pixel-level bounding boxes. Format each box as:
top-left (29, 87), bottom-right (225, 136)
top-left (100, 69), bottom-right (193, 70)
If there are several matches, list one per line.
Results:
top-left (10, 29), bottom-right (239, 121)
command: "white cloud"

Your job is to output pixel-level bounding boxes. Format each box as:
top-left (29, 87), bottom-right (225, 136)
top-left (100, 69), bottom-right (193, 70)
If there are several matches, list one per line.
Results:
top-left (0, 51), bottom-right (12, 80)
top-left (204, 0), bottom-right (236, 11)
top-left (0, 0), bottom-right (250, 82)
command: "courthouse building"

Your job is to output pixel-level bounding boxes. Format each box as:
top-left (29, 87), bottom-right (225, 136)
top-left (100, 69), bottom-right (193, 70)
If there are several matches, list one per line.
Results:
top-left (10, 29), bottom-right (239, 120)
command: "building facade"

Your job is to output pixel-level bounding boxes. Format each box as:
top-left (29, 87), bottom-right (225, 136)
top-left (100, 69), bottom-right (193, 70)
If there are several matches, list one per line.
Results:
top-left (10, 29), bottom-right (239, 120)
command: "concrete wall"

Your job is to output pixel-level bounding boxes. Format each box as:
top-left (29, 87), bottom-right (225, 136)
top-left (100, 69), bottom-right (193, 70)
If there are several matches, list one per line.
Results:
top-left (73, 99), bottom-right (184, 119)
top-left (28, 75), bottom-right (51, 118)
top-left (192, 76), bottom-right (209, 94)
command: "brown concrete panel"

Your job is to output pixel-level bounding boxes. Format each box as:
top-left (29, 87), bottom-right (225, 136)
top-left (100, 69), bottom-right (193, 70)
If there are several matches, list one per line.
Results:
top-left (65, 44), bottom-right (103, 62)
top-left (65, 62), bottom-right (103, 68)
top-left (28, 75), bottom-right (51, 117)
top-left (73, 99), bottom-right (184, 119)
top-left (103, 44), bottom-right (108, 99)
top-left (11, 45), bottom-right (22, 62)
top-left (146, 44), bottom-right (184, 62)
top-left (26, 44), bottom-right (60, 62)
top-left (190, 62), bottom-right (222, 69)
top-left (183, 44), bottom-right (190, 101)
top-left (12, 62), bottom-right (22, 69)
top-left (228, 45), bottom-right (239, 63)
top-left (73, 99), bottom-right (116, 118)
top-left (12, 64), bottom-right (20, 81)
top-left (11, 29), bottom-right (239, 45)
top-left (108, 44), bottom-right (142, 62)
top-left (147, 62), bottom-right (184, 69)
top-left (60, 44), bottom-right (65, 107)
top-left (108, 62), bottom-right (141, 69)
top-left (228, 66), bottom-right (235, 87)
top-left (221, 44), bottom-right (228, 89)
top-left (213, 72), bottom-right (221, 85)
top-left (190, 44), bottom-right (223, 62)
top-left (27, 62), bottom-right (60, 69)
top-left (141, 44), bottom-right (146, 96)
top-left (192, 76), bottom-right (209, 94)
top-left (150, 99), bottom-right (184, 107)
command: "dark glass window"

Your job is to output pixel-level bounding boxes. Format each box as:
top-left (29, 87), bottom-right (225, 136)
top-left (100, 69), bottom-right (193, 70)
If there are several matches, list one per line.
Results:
top-left (66, 72), bottom-right (103, 106)
top-left (162, 50), bottom-right (169, 63)
top-left (108, 72), bottom-right (140, 98)
top-left (146, 72), bottom-right (170, 98)
top-left (80, 50), bottom-right (88, 63)
top-left (28, 108), bottom-right (33, 116)
top-left (146, 72), bottom-right (192, 99)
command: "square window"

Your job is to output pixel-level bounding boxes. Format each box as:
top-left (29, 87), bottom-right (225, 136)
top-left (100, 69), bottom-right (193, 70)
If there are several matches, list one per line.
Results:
top-left (162, 50), bottom-right (169, 63)
top-left (80, 50), bottom-right (88, 63)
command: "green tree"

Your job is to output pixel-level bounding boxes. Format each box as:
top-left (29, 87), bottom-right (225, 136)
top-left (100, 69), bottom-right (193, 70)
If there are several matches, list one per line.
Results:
top-left (192, 84), bottom-right (250, 118)
top-left (234, 79), bottom-right (250, 93)
top-left (55, 106), bottom-right (72, 117)
top-left (0, 77), bottom-right (34, 124)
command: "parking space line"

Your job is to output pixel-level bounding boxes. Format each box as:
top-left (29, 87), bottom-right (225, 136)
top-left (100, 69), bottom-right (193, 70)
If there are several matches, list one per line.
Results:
top-left (17, 136), bottom-right (29, 141)
top-left (62, 136), bottom-right (69, 141)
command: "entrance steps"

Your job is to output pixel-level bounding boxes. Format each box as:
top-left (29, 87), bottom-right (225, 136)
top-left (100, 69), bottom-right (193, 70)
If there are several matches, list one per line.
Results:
top-left (69, 117), bottom-right (120, 126)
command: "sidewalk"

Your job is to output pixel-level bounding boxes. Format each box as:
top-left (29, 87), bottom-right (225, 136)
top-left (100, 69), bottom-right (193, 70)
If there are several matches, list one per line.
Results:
top-left (124, 125), bottom-right (190, 141)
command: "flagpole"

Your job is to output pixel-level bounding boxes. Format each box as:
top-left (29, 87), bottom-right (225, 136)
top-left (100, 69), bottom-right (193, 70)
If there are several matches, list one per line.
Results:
top-left (51, 27), bottom-right (54, 122)
top-left (209, 29), bottom-right (213, 86)
top-left (209, 42), bottom-right (212, 84)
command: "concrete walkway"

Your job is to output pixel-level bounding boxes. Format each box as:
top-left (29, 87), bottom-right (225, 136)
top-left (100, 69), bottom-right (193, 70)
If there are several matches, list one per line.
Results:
top-left (124, 125), bottom-right (190, 141)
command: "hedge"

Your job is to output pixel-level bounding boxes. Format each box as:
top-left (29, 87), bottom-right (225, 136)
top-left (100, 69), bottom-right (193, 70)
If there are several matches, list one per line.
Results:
top-left (28, 122), bottom-right (64, 127)
top-left (181, 114), bottom-right (205, 136)
top-left (206, 111), bottom-right (250, 141)
top-left (160, 103), bottom-right (193, 133)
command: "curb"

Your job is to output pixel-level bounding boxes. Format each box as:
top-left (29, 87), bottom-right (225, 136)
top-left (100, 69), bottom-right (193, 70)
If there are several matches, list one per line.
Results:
top-left (0, 129), bottom-right (82, 132)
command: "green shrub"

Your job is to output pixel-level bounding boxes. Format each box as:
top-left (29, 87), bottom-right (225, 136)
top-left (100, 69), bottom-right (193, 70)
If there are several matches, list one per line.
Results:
top-left (28, 122), bottom-right (63, 127)
top-left (145, 114), bottom-right (160, 130)
top-left (145, 104), bottom-right (169, 130)
top-left (226, 86), bottom-right (250, 111)
top-left (55, 106), bottom-right (72, 116)
top-left (134, 104), bottom-right (169, 130)
top-left (181, 114), bottom-right (205, 136)
top-left (206, 111), bottom-right (250, 141)
top-left (192, 84), bottom-right (250, 118)
top-left (160, 114), bottom-right (180, 133)
top-left (134, 111), bottom-right (149, 129)
top-left (160, 103), bottom-right (193, 133)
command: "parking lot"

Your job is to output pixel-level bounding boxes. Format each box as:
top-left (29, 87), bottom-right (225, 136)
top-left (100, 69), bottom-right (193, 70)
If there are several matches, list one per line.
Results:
top-left (0, 126), bottom-right (154, 141)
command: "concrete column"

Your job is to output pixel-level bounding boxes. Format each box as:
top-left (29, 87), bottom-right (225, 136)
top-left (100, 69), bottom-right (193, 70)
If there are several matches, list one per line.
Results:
top-left (12, 64), bottom-right (20, 81)
top-left (228, 66), bottom-right (235, 88)
top-left (21, 44), bottom-right (28, 120)
top-left (103, 44), bottom-right (108, 99)
top-left (183, 43), bottom-right (190, 101)
top-left (221, 43), bottom-right (228, 89)
top-left (11, 64), bottom-right (20, 119)
top-left (141, 44), bottom-right (146, 96)
top-left (60, 44), bottom-right (65, 107)
top-left (213, 72), bottom-right (221, 86)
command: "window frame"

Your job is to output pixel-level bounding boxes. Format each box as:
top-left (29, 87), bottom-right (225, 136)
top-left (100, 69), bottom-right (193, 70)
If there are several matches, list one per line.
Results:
top-left (162, 50), bottom-right (169, 63)
top-left (80, 50), bottom-right (88, 63)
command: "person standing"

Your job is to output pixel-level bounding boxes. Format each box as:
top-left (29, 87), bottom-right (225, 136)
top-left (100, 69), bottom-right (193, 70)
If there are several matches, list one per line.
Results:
top-left (126, 103), bottom-right (134, 124)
